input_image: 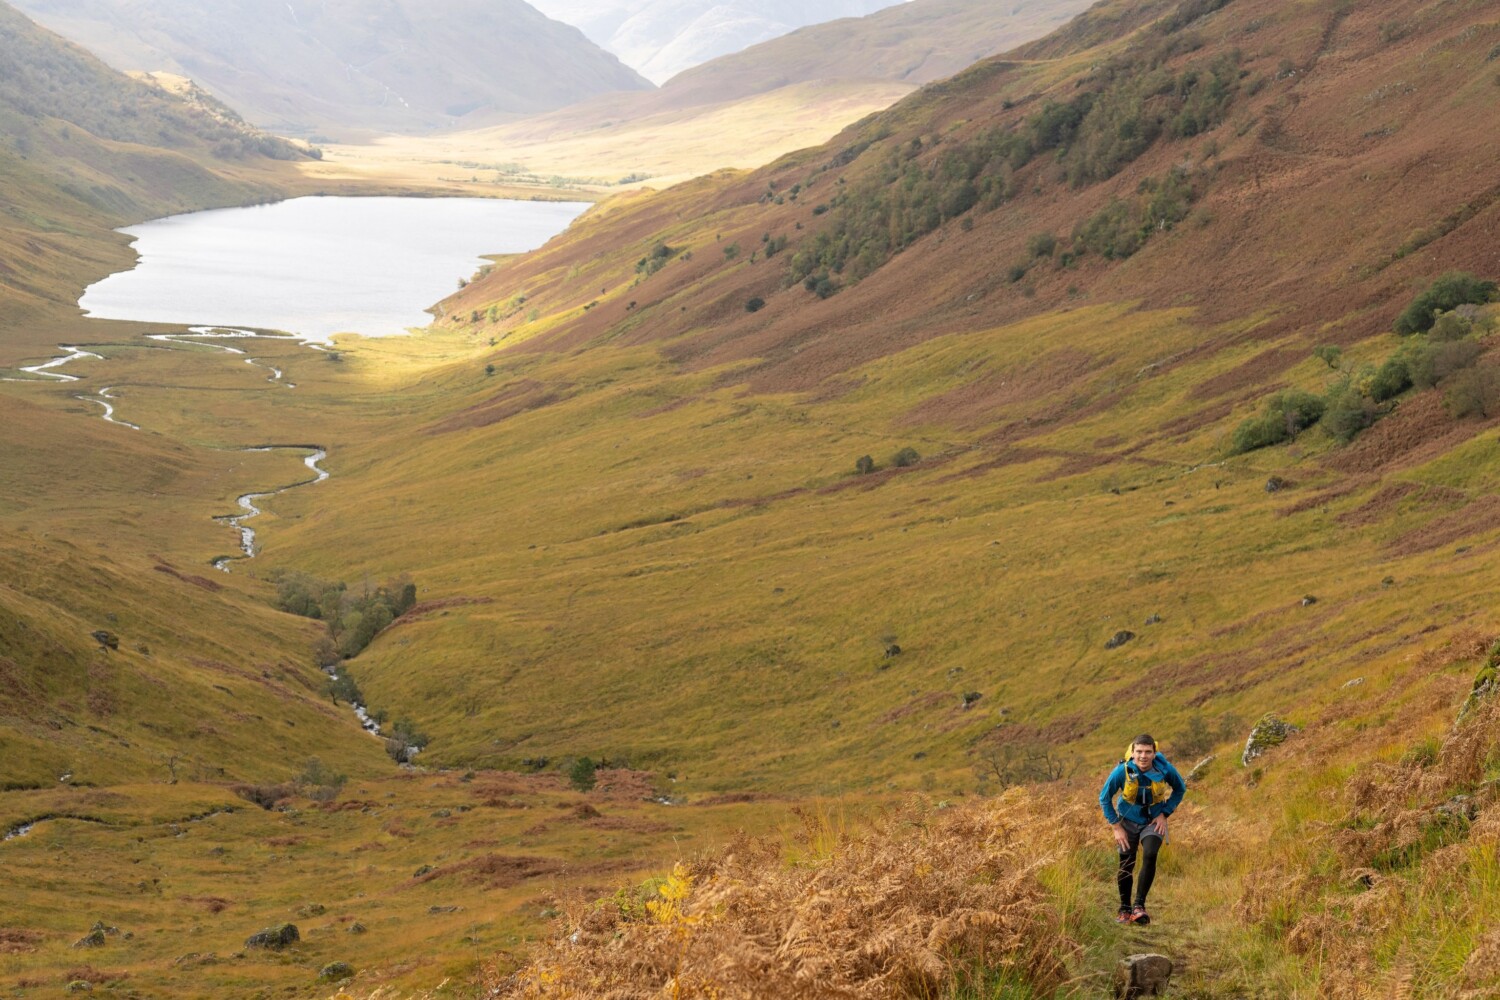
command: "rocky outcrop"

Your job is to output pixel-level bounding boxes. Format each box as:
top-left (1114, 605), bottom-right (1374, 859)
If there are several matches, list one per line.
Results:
top-left (1242, 714), bottom-right (1300, 766)
top-left (244, 923), bottom-right (299, 950)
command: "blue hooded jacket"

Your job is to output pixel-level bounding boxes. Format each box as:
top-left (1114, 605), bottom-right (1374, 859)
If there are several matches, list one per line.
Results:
top-left (1099, 755), bottom-right (1186, 825)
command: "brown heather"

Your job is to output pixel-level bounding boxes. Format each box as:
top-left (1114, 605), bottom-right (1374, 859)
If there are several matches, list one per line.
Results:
top-left (491, 796), bottom-right (1074, 999)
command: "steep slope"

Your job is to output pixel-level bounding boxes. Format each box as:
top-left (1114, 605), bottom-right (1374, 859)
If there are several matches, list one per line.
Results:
top-left (529, 0), bottom-right (905, 84)
top-left (8, 0), bottom-right (652, 136)
top-left (254, 0), bottom-right (1500, 799)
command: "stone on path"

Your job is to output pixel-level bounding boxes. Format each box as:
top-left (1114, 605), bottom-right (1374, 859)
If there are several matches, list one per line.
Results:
top-left (1116, 953), bottom-right (1173, 998)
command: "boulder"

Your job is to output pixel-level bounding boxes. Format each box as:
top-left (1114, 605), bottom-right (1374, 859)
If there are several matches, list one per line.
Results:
top-left (347, 922), bottom-right (367, 935)
top-left (1435, 795), bottom-right (1477, 822)
top-left (1143, 614), bottom-right (1162, 626)
top-left (961, 691), bottom-right (983, 709)
top-left (1264, 476), bottom-right (1288, 493)
top-left (1116, 953), bottom-right (1173, 998)
top-left (244, 923), bottom-right (299, 950)
top-left (1105, 630), bottom-right (1136, 649)
top-left (72, 929), bottom-right (106, 949)
top-left (318, 961), bottom-right (355, 982)
top-left (66, 982), bottom-right (93, 994)
top-left (1242, 714), bottom-right (1300, 766)
top-left (90, 630), bottom-right (119, 650)
top-left (1187, 755), bottom-right (1216, 782)
top-left (1301, 595), bottom-right (1318, 606)
top-left (884, 643), bottom-right (902, 658)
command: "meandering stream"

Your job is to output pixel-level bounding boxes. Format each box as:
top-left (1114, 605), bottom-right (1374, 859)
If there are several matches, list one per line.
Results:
top-left (212, 446), bottom-right (329, 572)
top-left (7, 329), bottom-right (329, 572)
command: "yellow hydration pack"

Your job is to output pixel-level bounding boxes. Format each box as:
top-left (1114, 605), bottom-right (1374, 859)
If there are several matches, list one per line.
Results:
top-left (1119, 743), bottom-right (1173, 809)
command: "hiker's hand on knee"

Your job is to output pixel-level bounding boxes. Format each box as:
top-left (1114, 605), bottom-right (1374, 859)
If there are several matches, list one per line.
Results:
top-left (1111, 823), bottom-right (1130, 851)
top-left (1149, 815), bottom-right (1168, 837)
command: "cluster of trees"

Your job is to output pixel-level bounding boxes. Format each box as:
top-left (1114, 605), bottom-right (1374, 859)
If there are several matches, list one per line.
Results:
top-left (854, 447), bottom-right (920, 475)
top-left (1231, 273), bottom-right (1498, 454)
top-left (788, 31), bottom-right (1240, 292)
top-left (271, 570), bottom-right (417, 660)
top-left (636, 241), bottom-right (678, 277)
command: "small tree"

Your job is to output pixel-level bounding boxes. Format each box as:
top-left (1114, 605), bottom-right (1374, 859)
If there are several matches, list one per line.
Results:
top-left (1312, 345), bottom-right (1343, 369)
top-left (854, 455), bottom-right (876, 475)
top-left (569, 756), bottom-right (598, 792)
top-left (890, 446), bottom-right (921, 468)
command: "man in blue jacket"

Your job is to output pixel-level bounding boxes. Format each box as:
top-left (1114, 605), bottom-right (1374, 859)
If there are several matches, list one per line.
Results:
top-left (1098, 734), bottom-right (1185, 925)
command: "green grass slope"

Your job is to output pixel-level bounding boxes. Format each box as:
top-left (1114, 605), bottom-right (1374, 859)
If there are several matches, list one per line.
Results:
top-left (247, 0), bottom-right (1500, 795)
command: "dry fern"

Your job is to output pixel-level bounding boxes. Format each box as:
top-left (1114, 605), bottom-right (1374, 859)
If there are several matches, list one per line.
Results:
top-left (490, 797), bottom-right (1075, 999)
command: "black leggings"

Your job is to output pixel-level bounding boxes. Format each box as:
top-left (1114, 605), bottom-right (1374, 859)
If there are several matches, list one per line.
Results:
top-left (1117, 824), bottom-right (1163, 908)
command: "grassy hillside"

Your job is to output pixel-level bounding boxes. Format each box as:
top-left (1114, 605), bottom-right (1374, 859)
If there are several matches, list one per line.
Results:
top-left (5, 0), bottom-right (1500, 995)
top-left (263, 0), bottom-right (1500, 790)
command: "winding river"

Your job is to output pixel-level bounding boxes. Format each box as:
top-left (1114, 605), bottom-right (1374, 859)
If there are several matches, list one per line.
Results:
top-left (11, 330), bottom-right (330, 573)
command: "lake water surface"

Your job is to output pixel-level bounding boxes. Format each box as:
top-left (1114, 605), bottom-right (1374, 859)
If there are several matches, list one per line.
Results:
top-left (80, 196), bottom-right (589, 341)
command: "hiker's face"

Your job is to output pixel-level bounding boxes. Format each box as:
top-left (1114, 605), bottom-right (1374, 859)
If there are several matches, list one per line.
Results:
top-left (1132, 744), bottom-right (1156, 768)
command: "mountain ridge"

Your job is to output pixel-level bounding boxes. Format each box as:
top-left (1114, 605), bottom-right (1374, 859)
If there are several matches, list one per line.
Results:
top-left (7, 0), bottom-right (653, 135)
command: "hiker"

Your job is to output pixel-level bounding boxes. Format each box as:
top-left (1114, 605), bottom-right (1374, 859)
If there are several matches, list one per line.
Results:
top-left (1099, 734), bottom-right (1185, 925)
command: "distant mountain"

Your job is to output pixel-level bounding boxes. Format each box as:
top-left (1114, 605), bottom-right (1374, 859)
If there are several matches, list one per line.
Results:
top-left (8, 0), bottom-right (653, 136)
top-left (527, 0), bottom-right (905, 84)
top-left (658, 0), bottom-right (1096, 107)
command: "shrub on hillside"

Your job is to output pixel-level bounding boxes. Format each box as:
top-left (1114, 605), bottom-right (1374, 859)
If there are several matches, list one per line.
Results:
top-left (890, 447), bottom-right (921, 468)
top-left (1230, 390), bottom-right (1324, 453)
top-left (1445, 365), bottom-right (1500, 419)
top-left (384, 719), bottom-right (429, 764)
top-left (569, 756), bottom-right (598, 792)
top-left (744, 296), bottom-right (765, 313)
top-left (1320, 379), bottom-right (1376, 442)
top-left (1366, 352), bottom-right (1412, 402)
top-left (854, 455), bottom-right (876, 475)
top-left (1394, 272), bottom-right (1497, 334)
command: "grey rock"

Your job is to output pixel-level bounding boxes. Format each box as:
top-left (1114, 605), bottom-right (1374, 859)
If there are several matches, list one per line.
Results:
top-left (318, 961), bottom-right (355, 982)
top-left (428, 905), bottom-right (462, 915)
top-left (884, 643), bottom-right (902, 658)
top-left (1264, 476), bottom-right (1288, 493)
top-left (73, 929), bottom-right (106, 949)
top-left (1143, 614), bottom-right (1162, 626)
top-left (1242, 714), bottom-right (1300, 766)
top-left (1116, 953), bottom-right (1173, 998)
top-left (244, 923), bottom-right (299, 950)
top-left (1187, 755), bottom-right (1216, 782)
top-left (1342, 677), bottom-right (1365, 688)
top-left (961, 691), bottom-right (983, 709)
top-left (1301, 595), bottom-right (1318, 606)
top-left (1435, 795), bottom-right (1477, 822)
top-left (66, 982), bottom-right (93, 994)
top-left (91, 630), bottom-right (119, 650)
top-left (413, 865), bottom-right (435, 878)
top-left (347, 922), bottom-right (367, 935)
top-left (1105, 630), bottom-right (1136, 649)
